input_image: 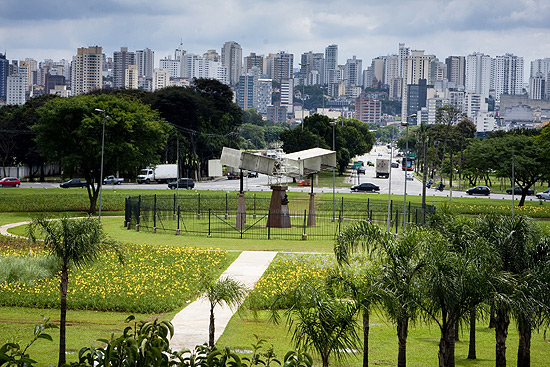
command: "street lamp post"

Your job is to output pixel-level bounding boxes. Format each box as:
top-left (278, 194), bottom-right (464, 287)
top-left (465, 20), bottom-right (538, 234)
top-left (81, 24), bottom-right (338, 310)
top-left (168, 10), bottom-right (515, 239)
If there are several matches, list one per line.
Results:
top-left (329, 121), bottom-right (336, 221)
top-left (402, 114), bottom-right (415, 233)
top-left (94, 108), bottom-right (108, 225)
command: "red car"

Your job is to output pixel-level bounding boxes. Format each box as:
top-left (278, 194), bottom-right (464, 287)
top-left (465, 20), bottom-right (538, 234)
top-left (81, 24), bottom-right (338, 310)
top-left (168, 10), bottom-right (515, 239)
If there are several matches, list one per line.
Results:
top-left (0, 177), bottom-right (21, 187)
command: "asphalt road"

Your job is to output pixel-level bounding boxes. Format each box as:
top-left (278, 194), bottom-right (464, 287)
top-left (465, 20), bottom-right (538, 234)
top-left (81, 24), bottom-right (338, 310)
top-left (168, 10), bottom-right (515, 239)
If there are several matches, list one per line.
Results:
top-left (6, 146), bottom-right (544, 203)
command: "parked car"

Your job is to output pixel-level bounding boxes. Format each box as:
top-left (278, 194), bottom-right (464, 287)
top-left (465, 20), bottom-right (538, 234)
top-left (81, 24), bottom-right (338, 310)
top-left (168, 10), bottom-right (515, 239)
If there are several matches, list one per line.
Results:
top-left (506, 187), bottom-right (534, 195)
top-left (168, 178), bottom-right (195, 190)
top-left (466, 186), bottom-right (491, 196)
top-left (0, 177), bottom-right (21, 187)
top-left (103, 175), bottom-right (124, 185)
top-left (298, 179), bottom-right (311, 186)
top-left (391, 162), bottom-right (399, 168)
top-left (227, 172), bottom-right (240, 180)
top-left (60, 178), bottom-right (87, 188)
top-left (351, 182), bottom-right (380, 192)
top-left (247, 172), bottom-right (258, 178)
top-left (406, 172), bottom-right (414, 181)
top-left (366, 161), bottom-right (374, 167)
top-left (357, 167), bottom-right (366, 174)
top-left (536, 188), bottom-right (550, 200)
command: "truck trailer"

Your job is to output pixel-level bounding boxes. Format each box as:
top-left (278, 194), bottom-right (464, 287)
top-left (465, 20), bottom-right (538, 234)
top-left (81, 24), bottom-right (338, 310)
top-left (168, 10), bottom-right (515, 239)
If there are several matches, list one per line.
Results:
top-left (375, 158), bottom-right (390, 178)
top-left (137, 164), bottom-right (178, 184)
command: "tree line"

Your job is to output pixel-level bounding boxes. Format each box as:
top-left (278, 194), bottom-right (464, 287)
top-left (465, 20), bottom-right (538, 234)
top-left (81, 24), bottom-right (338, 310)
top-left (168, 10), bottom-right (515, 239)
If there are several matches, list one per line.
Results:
top-left (395, 106), bottom-right (550, 206)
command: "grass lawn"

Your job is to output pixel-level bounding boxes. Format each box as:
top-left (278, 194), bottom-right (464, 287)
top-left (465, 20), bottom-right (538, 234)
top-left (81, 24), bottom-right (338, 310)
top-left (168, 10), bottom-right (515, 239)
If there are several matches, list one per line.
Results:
top-left (218, 309), bottom-right (550, 367)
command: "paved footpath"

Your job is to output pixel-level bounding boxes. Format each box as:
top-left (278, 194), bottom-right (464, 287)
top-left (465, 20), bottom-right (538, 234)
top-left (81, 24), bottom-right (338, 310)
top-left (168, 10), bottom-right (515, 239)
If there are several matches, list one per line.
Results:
top-left (170, 250), bottom-right (277, 352)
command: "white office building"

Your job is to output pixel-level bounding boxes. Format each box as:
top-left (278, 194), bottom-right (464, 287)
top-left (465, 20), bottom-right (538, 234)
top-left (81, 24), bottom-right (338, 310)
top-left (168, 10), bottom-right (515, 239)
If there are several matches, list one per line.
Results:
top-left (6, 73), bottom-right (26, 105)
top-left (152, 68), bottom-right (170, 91)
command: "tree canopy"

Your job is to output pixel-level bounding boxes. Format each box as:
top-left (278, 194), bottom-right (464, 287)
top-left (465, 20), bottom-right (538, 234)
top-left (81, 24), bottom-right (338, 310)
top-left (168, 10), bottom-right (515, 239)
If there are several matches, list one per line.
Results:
top-left (33, 93), bottom-right (170, 213)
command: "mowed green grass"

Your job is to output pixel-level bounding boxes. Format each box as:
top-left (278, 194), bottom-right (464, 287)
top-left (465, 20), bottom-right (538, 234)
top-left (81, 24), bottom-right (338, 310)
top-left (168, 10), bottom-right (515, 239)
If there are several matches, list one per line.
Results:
top-left (1, 189), bottom-right (550, 366)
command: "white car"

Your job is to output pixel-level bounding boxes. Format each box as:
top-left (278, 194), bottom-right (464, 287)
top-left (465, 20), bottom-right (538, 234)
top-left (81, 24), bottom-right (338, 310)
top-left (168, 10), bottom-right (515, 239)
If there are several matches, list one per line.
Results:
top-left (536, 188), bottom-right (550, 200)
top-left (406, 173), bottom-right (414, 180)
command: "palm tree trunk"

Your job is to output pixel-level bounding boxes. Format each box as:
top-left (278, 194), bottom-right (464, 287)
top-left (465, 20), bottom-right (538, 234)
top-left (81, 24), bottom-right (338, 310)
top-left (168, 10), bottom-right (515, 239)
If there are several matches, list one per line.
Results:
top-left (397, 318), bottom-right (408, 367)
top-left (363, 310), bottom-right (369, 367)
top-left (468, 306), bottom-right (477, 359)
top-left (438, 319), bottom-right (456, 367)
top-left (517, 324), bottom-right (531, 367)
top-left (495, 308), bottom-right (510, 367)
top-left (209, 305), bottom-right (215, 347)
top-left (58, 264), bottom-right (68, 367)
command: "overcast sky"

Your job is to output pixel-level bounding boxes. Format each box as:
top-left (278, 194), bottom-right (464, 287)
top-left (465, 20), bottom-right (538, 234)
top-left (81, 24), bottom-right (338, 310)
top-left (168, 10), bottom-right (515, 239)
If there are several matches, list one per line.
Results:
top-left (1, 0), bottom-right (549, 72)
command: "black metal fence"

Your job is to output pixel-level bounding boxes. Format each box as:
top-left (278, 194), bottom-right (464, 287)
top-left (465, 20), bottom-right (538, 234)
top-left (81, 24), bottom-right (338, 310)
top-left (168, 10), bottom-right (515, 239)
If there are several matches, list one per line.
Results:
top-left (124, 193), bottom-right (435, 240)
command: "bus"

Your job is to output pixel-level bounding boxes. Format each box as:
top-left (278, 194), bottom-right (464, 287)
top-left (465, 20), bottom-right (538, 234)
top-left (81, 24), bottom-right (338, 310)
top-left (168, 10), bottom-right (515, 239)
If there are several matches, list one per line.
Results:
top-left (401, 157), bottom-right (414, 171)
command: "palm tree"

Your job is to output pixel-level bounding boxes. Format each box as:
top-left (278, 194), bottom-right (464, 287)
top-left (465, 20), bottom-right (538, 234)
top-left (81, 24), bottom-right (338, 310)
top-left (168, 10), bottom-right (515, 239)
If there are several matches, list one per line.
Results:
top-left (27, 216), bottom-right (120, 367)
top-left (328, 257), bottom-right (380, 367)
top-left (335, 221), bottom-right (426, 367)
top-left (270, 281), bottom-right (360, 367)
top-left (475, 214), bottom-right (550, 367)
top-left (200, 273), bottom-right (247, 347)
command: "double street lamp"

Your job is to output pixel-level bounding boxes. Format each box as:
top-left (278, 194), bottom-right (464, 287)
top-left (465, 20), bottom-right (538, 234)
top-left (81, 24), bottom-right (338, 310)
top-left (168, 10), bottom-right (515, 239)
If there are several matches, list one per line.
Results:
top-left (94, 108), bottom-right (109, 225)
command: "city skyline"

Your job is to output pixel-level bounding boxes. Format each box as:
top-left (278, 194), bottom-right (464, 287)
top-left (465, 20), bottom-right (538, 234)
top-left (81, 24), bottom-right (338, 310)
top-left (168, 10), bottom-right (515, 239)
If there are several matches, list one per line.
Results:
top-left (1, 0), bottom-right (549, 72)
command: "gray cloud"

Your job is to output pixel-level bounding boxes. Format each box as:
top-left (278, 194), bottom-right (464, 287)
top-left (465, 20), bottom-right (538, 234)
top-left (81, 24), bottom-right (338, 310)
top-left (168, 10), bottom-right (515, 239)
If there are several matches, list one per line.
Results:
top-left (0, 0), bottom-right (548, 67)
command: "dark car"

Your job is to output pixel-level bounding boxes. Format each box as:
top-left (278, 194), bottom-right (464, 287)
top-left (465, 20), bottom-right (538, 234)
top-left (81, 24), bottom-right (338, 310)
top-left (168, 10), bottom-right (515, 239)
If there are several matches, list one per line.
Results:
top-left (0, 177), bottom-right (21, 187)
top-left (247, 172), bottom-right (258, 178)
top-left (466, 186), bottom-right (491, 196)
top-left (227, 172), bottom-right (240, 180)
top-left (168, 178), bottom-right (195, 190)
top-left (357, 167), bottom-right (366, 174)
top-left (60, 178), bottom-right (87, 188)
top-left (391, 162), bottom-right (399, 168)
top-left (506, 187), bottom-right (534, 195)
top-left (351, 182), bottom-right (380, 192)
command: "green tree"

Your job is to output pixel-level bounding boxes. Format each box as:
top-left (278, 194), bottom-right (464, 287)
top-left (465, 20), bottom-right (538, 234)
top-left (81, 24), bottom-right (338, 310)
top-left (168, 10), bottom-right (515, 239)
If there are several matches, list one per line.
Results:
top-left (270, 281), bottom-right (360, 367)
top-left (27, 217), bottom-right (121, 367)
top-left (200, 273), bottom-right (247, 347)
top-left (239, 123), bottom-right (266, 149)
top-left (243, 108), bottom-right (265, 126)
top-left (335, 222), bottom-right (426, 367)
top-left (33, 94), bottom-right (170, 214)
top-left (475, 215), bottom-right (550, 367)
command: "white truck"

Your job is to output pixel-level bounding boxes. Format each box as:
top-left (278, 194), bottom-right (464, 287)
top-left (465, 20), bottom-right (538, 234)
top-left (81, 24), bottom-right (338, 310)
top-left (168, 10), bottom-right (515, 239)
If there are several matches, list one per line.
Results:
top-left (375, 158), bottom-right (390, 178)
top-left (137, 164), bottom-right (178, 184)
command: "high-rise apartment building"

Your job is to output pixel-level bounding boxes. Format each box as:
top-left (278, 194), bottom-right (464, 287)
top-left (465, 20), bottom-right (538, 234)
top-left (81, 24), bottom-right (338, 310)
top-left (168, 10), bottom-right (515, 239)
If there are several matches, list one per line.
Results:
top-left (159, 56), bottom-right (180, 78)
top-left (272, 52), bottom-right (293, 83)
top-left (355, 93), bottom-right (381, 124)
top-left (257, 79), bottom-right (272, 114)
top-left (401, 50), bottom-right (433, 120)
top-left (465, 52), bottom-right (492, 96)
top-left (445, 56), bottom-right (465, 88)
top-left (203, 50), bottom-right (220, 62)
top-left (370, 57), bottom-right (385, 86)
top-left (529, 74), bottom-right (546, 100)
top-left (125, 65), bottom-right (139, 89)
top-left (113, 47), bottom-right (136, 89)
top-left (244, 53), bottom-right (263, 75)
top-left (491, 53), bottom-right (524, 100)
top-left (221, 41), bottom-right (242, 86)
top-left (530, 58), bottom-right (550, 100)
top-left (397, 43), bottom-right (410, 78)
top-left (279, 78), bottom-right (294, 113)
top-left (0, 53), bottom-right (9, 102)
top-left (324, 44), bottom-right (338, 84)
top-left (71, 46), bottom-right (103, 95)
top-left (237, 74), bottom-right (258, 110)
top-left (136, 48), bottom-right (154, 79)
top-left (344, 56), bottom-right (362, 87)
top-left (152, 68), bottom-right (170, 91)
top-left (6, 73), bottom-right (26, 105)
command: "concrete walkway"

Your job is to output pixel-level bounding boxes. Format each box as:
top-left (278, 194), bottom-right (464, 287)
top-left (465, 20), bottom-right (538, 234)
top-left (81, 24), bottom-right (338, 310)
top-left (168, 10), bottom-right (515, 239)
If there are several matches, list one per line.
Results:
top-left (170, 250), bottom-right (277, 352)
top-left (0, 221), bottom-right (30, 238)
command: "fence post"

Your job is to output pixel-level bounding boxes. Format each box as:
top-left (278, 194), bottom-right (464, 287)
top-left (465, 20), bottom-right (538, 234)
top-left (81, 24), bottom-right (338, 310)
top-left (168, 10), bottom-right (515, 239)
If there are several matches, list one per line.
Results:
top-left (176, 206), bottom-right (181, 235)
top-left (302, 209), bottom-right (307, 240)
top-left (340, 197), bottom-right (344, 222)
top-left (267, 209), bottom-right (271, 240)
top-left (253, 193), bottom-right (257, 219)
top-left (415, 208), bottom-right (418, 226)
top-left (136, 195), bottom-right (141, 232)
top-left (173, 194), bottom-right (176, 216)
top-left (225, 193), bottom-right (228, 219)
top-left (367, 198), bottom-right (370, 214)
top-left (153, 194), bottom-right (157, 233)
top-left (370, 209), bottom-right (373, 221)
top-left (124, 197), bottom-right (128, 227)
top-left (408, 201), bottom-right (411, 224)
top-left (395, 209), bottom-right (399, 234)
top-left (240, 212), bottom-right (243, 239)
top-left (390, 200), bottom-right (393, 222)
top-left (208, 209), bottom-right (211, 237)
top-left (197, 193), bottom-right (201, 219)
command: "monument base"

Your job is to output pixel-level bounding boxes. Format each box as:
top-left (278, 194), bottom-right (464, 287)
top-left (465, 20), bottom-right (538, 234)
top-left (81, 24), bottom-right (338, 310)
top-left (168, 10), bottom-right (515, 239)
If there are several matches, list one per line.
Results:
top-left (268, 185), bottom-right (291, 228)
